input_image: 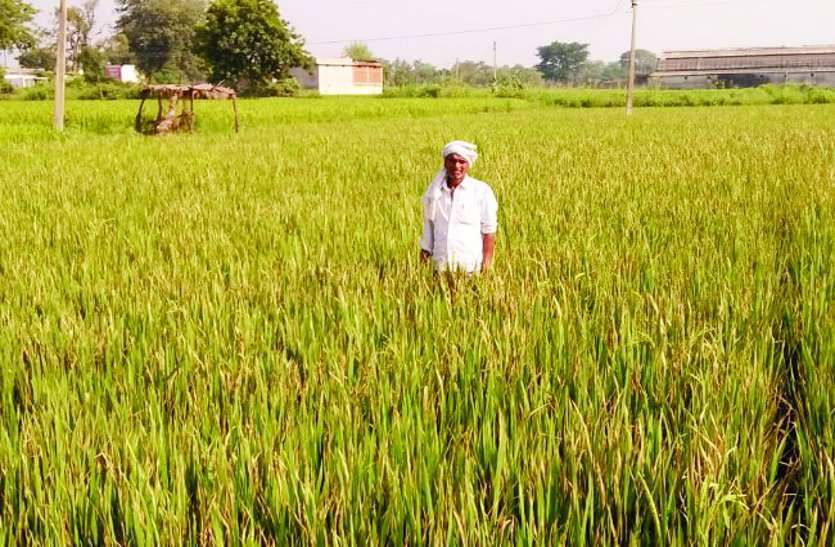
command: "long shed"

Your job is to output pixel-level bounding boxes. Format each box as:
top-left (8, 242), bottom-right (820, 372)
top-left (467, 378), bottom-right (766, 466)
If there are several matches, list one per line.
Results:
top-left (651, 45), bottom-right (835, 88)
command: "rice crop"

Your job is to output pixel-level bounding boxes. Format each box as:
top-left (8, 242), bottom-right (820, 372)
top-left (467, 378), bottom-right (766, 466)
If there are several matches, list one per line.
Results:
top-left (1, 99), bottom-right (834, 545)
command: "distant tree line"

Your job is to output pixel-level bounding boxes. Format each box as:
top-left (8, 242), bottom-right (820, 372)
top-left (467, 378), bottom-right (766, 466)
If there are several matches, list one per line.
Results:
top-left (347, 41), bottom-right (656, 89)
top-left (3, 0), bottom-right (656, 95)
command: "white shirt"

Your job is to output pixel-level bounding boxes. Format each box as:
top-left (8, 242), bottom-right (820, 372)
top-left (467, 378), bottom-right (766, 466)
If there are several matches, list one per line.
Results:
top-left (420, 175), bottom-right (499, 273)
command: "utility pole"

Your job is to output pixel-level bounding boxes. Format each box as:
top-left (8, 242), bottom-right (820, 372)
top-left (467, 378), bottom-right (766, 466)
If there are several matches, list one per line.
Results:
top-left (54, 0), bottom-right (67, 131)
top-left (493, 41), bottom-right (497, 82)
top-left (626, 0), bottom-right (638, 116)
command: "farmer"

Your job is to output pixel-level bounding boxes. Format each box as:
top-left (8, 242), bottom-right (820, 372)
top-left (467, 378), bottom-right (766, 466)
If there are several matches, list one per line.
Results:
top-left (419, 141), bottom-right (498, 273)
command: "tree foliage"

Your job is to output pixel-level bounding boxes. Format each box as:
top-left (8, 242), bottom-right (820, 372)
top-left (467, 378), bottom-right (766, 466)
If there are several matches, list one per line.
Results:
top-left (116, 0), bottom-right (206, 82)
top-left (0, 0), bottom-right (36, 50)
top-left (536, 41), bottom-right (589, 83)
top-left (342, 42), bottom-right (374, 61)
top-left (195, 0), bottom-right (310, 93)
top-left (64, 0), bottom-right (98, 71)
top-left (18, 43), bottom-right (54, 70)
top-left (620, 49), bottom-right (658, 77)
top-left (100, 33), bottom-right (134, 65)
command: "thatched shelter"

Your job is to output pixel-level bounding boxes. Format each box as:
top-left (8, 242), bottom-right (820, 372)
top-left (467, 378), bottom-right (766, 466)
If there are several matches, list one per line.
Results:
top-left (135, 84), bottom-right (239, 134)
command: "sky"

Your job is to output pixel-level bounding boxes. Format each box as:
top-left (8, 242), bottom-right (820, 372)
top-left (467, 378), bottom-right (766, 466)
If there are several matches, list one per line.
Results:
top-left (23, 0), bottom-right (835, 68)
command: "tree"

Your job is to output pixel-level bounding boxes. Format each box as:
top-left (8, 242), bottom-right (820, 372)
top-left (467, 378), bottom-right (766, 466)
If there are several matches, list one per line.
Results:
top-left (100, 32), bottom-right (134, 65)
top-left (18, 44), bottom-right (55, 70)
top-left (536, 41), bottom-right (589, 83)
top-left (77, 45), bottom-right (105, 82)
top-left (64, 0), bottom-right (98, 71)
top-left (602, 61), bottom-right (625, 82)
top-left (620, 49), bottom-right (657, 77)
top-left (575, 60), bottom-right (606, 85)
top-left (116, 0), bottom-right (207, 82)
top-left (195, 0), bottom-right (310, 93)
top-left (342, 41), bottom-right (374, 61)
top-left (0, 0), bottom-right (37, 51)
top-left (382, 58), bottom-right (412, 86)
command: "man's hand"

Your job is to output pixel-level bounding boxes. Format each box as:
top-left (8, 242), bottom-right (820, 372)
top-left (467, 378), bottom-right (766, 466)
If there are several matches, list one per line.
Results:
top-left (481, 233), bottom-right (496, 272)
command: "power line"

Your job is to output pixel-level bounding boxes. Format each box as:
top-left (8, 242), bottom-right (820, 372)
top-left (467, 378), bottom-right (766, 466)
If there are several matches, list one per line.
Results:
top-left (306, 0), bottom-right (781, 47)
top-left (308, 0), bottom-right (628, 45)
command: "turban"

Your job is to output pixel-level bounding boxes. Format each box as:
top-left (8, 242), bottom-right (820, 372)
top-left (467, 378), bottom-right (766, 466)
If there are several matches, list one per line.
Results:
top-left (442, 140), bottom-right (478, 167)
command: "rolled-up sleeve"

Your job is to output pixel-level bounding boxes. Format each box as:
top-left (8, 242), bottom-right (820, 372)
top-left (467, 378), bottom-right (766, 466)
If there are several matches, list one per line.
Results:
top-left (481, 187), bottom-right (498, 234)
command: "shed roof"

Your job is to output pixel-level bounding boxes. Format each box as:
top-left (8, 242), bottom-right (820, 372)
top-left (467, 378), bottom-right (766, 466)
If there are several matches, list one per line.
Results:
top-left (314, 57), bottom-right (382, 68)
top-left (660, 45), bottom-right (835, 59)
top-left (140, 83), bottom-right (237, 100)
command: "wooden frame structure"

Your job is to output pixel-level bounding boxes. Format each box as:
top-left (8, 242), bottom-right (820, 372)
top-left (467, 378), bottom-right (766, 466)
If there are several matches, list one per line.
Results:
top-left (135, 84), bottom-right (239, 135)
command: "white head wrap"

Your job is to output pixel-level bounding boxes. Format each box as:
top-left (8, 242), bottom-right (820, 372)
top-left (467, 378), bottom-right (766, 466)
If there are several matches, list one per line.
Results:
top-left (425, 140), bottom-right (479, 208)
top-left (442, 140), bottom-right (478, 167)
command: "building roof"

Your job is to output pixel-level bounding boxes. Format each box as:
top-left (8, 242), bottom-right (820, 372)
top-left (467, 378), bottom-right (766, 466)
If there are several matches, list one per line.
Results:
top-left (140, 83), bottom-right (237, 100)
top-left (314, 57), bottom-right (382, 68)
top-left (660, 45), bottom-right (835, 59)
top-left (655, 44), bottom-right (835, 75)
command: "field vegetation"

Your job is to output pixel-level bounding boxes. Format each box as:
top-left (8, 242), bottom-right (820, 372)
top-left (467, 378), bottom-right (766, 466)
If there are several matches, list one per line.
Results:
top-left (1, 98), bottom-right (834, 544)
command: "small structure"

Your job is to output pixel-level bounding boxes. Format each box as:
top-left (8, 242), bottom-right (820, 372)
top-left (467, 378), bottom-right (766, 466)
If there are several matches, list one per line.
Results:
top-left (291, 57), bottom-right (383, 95)
top-left (3, 68), bottom-right (47, 88)
top-left (135, 84), bottom-right (239, 135)
top-left (651, 45), bottom-right (835, 88)
top-left (105, 64), bottom-right (140, 83)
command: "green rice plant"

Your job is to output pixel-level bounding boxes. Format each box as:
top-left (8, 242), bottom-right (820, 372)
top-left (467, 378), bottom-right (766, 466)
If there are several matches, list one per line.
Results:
top-left (0, 98), bottom-right (833, 544)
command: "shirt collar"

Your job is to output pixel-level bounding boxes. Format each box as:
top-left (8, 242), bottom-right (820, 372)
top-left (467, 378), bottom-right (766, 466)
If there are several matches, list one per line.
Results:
top-left (443, 175), bottom-right (471, 192)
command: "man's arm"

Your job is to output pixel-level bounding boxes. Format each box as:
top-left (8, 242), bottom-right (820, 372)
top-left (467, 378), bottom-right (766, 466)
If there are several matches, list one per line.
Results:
top-left (481, 233), bottom-right (496, 271)
top-left (480, 186), bottom-right (499, 272)
top-left (420, 218), bottom-right (433, 262)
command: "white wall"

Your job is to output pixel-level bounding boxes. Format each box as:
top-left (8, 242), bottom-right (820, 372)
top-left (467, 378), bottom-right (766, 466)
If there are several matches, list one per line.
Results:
top-left (291, 62), bottom-right (383, 95)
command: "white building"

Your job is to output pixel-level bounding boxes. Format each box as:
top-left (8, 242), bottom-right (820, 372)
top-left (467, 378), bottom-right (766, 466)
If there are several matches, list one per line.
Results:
top-left (291, 58), bottom-right (383, 96)
top-left (3, 69), bottom-right (47, 88)
top-left (104, 64), bottom-right (140, 83)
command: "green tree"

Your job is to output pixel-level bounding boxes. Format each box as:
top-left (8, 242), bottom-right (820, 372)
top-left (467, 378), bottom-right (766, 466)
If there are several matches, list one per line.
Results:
top-left (64, 0), bottom-right (98, 71)
top-left (342, 41), bottom-right (374, 61)
top-left (382, 58), bottom-right (412, 86)
top-left (116, 0), bottom-right (207, 82)
top-left (0, 0), bottom-right (36, 51)
top-left (78, 45), bottom-right (105, 82)
top-left (536, 41), bottom-right (589, 83)
top-left (18, 44), bottom-right (54, 70)
top-left (620, 49), bottom-right (657, 77)
top-left (602, 61), bottom-right (625, 82)
top-left (576, 60), bottom-right (606, 85)
top-left (100, 32), bottom-right (134, 65)
top-left (195, 0), bottom-right (310, 93)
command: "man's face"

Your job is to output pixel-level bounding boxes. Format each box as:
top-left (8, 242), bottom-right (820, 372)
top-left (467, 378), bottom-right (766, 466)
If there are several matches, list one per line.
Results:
top-left (444, 153), bottom-right (470, 184)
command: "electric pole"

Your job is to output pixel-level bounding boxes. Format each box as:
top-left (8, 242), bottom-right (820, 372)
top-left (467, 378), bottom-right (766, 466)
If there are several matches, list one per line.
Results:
top-left (626, 0), bottom-right (638, 116)
top-left (54, 0), bottom-right (67, 131)
top-left (493, 41), bottom-right (497, 83)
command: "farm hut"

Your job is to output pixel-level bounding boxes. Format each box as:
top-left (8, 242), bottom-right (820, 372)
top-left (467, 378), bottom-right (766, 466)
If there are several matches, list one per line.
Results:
top-left (135, 84), bottom-right (239, 135)
top-left (651, 45), bottom-right (835, 88)
top-left (290, 57), bottom-right (383, 95)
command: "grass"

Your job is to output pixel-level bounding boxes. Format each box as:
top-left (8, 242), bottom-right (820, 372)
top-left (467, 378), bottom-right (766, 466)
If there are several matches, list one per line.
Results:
top-left (1, 99), bottom-right (834, 544)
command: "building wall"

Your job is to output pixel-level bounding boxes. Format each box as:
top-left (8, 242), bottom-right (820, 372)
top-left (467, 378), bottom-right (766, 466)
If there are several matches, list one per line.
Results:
top-left (3, 74), bottom-right (46, 88)
top-left (654, 71), bottom-right (835, 89)
top-left (290, 67), bottom-right (318, 89)
top-left (291, 60), bottom-right (383, 95)
top-left (653, 46), bottom-right (835, 89)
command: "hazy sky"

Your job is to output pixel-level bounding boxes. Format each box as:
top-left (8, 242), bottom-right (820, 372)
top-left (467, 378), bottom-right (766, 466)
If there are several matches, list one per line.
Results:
top-left (27, 0), bottom-right (835, 67)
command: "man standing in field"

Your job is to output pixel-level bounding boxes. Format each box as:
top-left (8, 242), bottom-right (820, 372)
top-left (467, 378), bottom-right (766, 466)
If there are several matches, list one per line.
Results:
top-left (420, 141), bottom-right (498, 273)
